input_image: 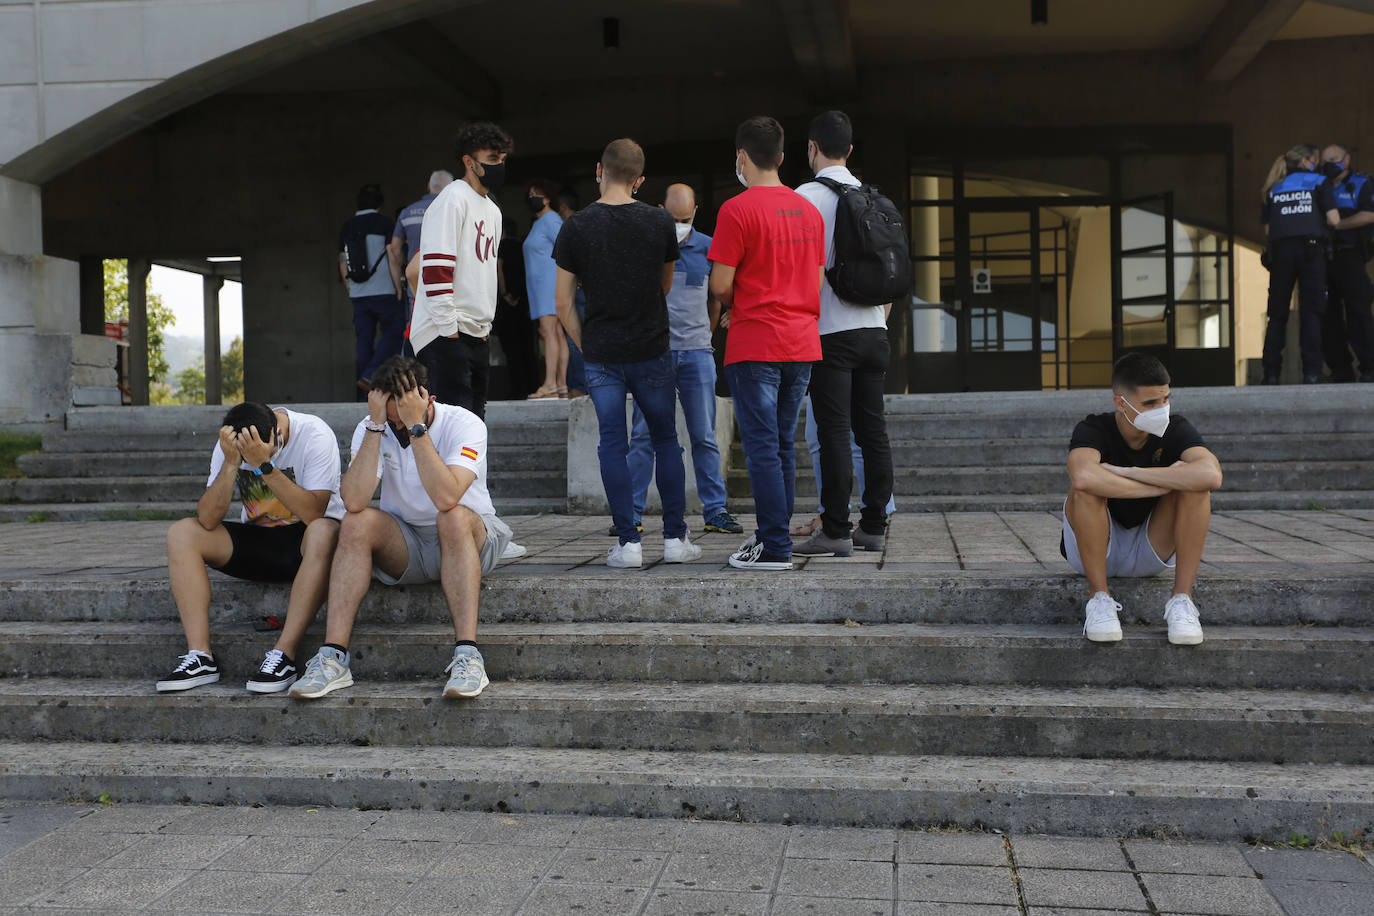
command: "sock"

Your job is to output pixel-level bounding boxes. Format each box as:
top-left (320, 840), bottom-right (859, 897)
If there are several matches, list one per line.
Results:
top-left (323, 642), bottom-right (348, 656)
top-left (455, 640), bottom-right (477, 650)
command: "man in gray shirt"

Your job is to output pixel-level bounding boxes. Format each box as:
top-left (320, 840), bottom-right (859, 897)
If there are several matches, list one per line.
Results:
top-left (338, 183), bottom-right (402, 390)
top-left (624, 183), bottom-right (742, 536)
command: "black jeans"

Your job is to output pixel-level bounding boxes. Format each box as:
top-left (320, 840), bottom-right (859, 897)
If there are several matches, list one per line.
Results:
top-left (417, 333), bottom-right (490, 419)
top-left (808, 327), bottom-right (893, 538)
top-left (1263, 236), bottom-right (1327, 378)
top-left (1322, 247), bottom-right (1374, 378)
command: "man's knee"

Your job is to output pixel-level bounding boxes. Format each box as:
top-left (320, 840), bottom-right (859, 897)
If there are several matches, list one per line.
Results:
top-left (436, 505), bottom-right (481, 543)
top-left (301, 517), bottom-right (341, 558)
top-left (1065, 487), bottom-right (1106, 507)
top-left (338, 510), bottom-right (390, 548)
top-left (167, 517), bottom-right (215, 554)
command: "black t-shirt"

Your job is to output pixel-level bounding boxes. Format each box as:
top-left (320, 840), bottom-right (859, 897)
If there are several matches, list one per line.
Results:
top-left (498, 237), bottom-right (526, 306)
top-left (1068, 412), bottom-right (1206, 530)
top-left (553, 201), bottom-right (679, 364)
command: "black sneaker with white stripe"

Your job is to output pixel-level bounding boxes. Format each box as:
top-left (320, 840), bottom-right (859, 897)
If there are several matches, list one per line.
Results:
top-left (246, 648), bottom-right (298, 693)
top-left (155, 650), bottom-right (220, 692)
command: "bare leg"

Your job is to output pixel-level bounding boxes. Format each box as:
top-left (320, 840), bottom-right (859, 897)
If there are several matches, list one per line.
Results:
top-left (1064, 489), bottom-right (1111, 596)
top-left (166, 517), bottom-right (234, 654)
top-left (1148, 489), bottom-right (1211, 596)
top-left (436, 506), bottom-right (488, 643)
top-left (272, 517), bottom-right (340, 659)
top-left (556, 333), bottom-right (570, 390)
top-left (323, 509), bottom-right (409, 650)
top-left (537, 315), bottom-right (563, 392)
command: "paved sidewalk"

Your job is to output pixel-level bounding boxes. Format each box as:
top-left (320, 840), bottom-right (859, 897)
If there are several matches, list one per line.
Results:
top-left (0, 802), bottom-right (1370, 915)
top-left (2, 509), bottom-right (1372, 580)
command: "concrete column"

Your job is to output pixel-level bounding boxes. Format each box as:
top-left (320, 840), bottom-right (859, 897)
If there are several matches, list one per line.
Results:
top-left (911, 177), bottom-right (944, 350)
top-left (127, 258), bottom-right (151, 406)
top-left (203, 275), bottom-right (224, 405)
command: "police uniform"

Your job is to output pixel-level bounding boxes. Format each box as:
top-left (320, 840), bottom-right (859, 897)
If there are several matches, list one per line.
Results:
top-left (1262, 167), bottom-right (1337, 381)
top-left (1322, 169), bottom-right (1374, 380)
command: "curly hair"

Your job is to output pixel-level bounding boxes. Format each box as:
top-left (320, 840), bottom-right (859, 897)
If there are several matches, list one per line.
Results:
top-left (370, 356), bottom-right (428, 398)
top-left (454, 122), bottom-right (514, 176)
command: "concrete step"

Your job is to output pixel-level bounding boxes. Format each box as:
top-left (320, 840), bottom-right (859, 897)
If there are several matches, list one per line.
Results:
top-left (0, 470), bottom-right (568, 503)
top-left (18, 444), bottom-right (567, 478)
top-left (0, 498), bottom-right (563, 524)
top-left (61, 399), bottom-right (571, 433)
top-left (2, 741), bottom-right (1370, 839)
top-left (3, 622), bottom-right (1371, 691)
top-left (873, 410), bottom-right (1374, 439)
top-left (732, 491), bottom-right (1374, 513)
top-left (874, 384), bottom-right (1374, 414)
top-left (2, 568), bottom-right (1368, 626)
top-left (1, 678), bottom-right (1368, 763)
top-left (728, 460), bottom-right (1374, 499)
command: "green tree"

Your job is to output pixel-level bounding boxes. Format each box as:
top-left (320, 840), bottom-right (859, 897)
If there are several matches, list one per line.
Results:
top-left (166, 336), bottom-right (244, 405)
top-left (221, 335), bottom-right (244, 403)
top-left (103, 259), bottom-right (175, 384)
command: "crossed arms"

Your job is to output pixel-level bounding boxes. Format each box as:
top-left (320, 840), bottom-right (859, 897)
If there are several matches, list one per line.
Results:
top-left (1067, 446), bottom-right (1223, 499)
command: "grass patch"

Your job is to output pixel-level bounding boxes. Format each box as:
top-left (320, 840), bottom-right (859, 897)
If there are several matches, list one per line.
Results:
top-left (26, 510), bottom-right (50, 523)
top-left (1304, 498), bottom-right (1328, 511)
top-left (101, 508), bottom-right (182, 522)
top-left (0, 432), bottom-right (41, 479)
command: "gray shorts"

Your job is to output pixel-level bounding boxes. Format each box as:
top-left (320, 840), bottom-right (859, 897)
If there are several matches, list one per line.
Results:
top-left (1061, 499), bottom-right (1175, 579)
top-left (373, 511), bottom-right (513, 586)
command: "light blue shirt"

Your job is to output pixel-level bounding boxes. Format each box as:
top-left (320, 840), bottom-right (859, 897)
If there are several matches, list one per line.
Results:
top-left (523, 210), bottom-right (563, 314)
top-left (667, 229), bottom-right (713, 351)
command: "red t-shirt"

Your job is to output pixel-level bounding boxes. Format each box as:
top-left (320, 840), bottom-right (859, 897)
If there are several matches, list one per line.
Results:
top-left (707, 186), bottom-right (825, 365)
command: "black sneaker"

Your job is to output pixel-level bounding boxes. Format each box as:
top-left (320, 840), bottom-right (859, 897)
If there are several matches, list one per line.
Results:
top-left (728, 538), bottom-right (793, 571)
top-left (155, 650), bottom-right (220, 693)
top-left (246, 648), bottom-right (298, 694)
top-left (704, 511), bottom-right (744, 534)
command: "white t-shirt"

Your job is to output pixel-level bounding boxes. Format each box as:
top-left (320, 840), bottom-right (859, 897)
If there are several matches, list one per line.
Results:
top-left (409, 179), bottom-right (502, 353)
top-left (795, 165), bottom-right (890, 337)
top-left (207, 408), bottom-right (346, 525)
top-left (349, 401), bottom-right (495, 526)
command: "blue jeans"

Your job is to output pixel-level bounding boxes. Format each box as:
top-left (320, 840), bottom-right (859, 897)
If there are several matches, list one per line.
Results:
top-left (352, 294), bottom-right (406, 381)
top-left (804, 401), bottom-right (897, 517)
top-left (628, 349), bottom-right (727, 522)
top-left (723, 360), bottom-right (812, 558)
top-left (586, 352), bottom-right (687, 544)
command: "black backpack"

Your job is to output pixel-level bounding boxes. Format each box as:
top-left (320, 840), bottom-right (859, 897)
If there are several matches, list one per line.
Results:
top-left (342, 219), bottom-right (387, 284)
top-left (811, 176), bottom-right (912, 306)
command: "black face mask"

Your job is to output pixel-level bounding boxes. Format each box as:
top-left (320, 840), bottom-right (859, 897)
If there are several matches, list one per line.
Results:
top-left (476, 160), bottom-right (506, 192)
top-left (1323, 161), bottom-right (1346, 181)
top-left (527, 196), bottom-right (546, 213)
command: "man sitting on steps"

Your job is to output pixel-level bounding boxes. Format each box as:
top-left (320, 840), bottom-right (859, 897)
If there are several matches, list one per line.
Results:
top-left (1062, 353), bottom-right (1223, 645)
top-left (291, 355), bottom-right (511, 701)
top-left (158, 402), bottom-right (345, 693)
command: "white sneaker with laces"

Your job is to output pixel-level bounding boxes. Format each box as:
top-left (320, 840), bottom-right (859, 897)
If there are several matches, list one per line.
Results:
top-left (500, 541), bottom-right (527, 560)
top-left (1164, 593), bottom-right (1204, 645)
top-left (607, 541), bottom-right (643, 569)
top-left (663, 536), bottom-right (701, 563)
top-left (1083, 591), bottom-right (1123, 643)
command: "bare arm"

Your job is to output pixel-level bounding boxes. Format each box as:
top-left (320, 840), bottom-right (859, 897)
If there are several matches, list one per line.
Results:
top-left (1105, 445), bottom-right (1223, 493)
top-left (556, 267), bottom-right (582, 349)
top-left (661, 261), bottom-right (675, 297)
top-left (387, 238), bottom-right (405, 299)
top-left (235, 427), bottom-right (330, 524)
top-left (1336, 211), bottom-right (1374, 231)
top-left (393, 379), bottom-right (473, 512)
top-left (1326, 208), bottom-right (1341, 228)
top-left (709, 263), bottom-right (736, 310)
top-left (341, 390), bottom-right (388, 513)
top-left (337, 257), bottom-right (348, 286)
top-left (707, 290), bottom-right (721, 332)
top-left (405, 251), bottom-right (420, 293)
top-left (1067, 447), bottom-right (1170, 499)
top-left (197, 427), bottom-right (241, 529)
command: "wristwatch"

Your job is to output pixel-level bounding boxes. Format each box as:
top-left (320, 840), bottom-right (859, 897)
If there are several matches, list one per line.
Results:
top-left (252, 460), bottom-right (275, 477)
top-left (409, 423), bottom-right (428, 440)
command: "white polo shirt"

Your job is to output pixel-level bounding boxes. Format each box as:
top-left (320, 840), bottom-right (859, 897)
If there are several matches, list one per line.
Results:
top-left (795, 165), bottom-right (890, 337)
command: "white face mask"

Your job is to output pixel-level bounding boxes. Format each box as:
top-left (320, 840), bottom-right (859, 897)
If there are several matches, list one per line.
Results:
top-left (735, 154), bottom-right (748, 189)
top-left (674, 222), bottom-right (692, 243)
top-left (1122, 396), bottom-right (1170, 438)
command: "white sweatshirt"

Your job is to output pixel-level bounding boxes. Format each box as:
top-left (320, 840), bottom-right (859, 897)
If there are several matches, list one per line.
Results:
top-left (409, 179), bottom-right (502, 353)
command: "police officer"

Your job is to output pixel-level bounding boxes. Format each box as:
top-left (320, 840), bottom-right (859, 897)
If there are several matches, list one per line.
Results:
top-left (1260, 144), bottom-right (1340, 384)
top-left (1318, 144), bottom-right (1374, 382)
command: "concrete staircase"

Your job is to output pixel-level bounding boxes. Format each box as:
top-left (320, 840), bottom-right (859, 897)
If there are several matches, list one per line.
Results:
top-left (1, 511), bottom-right (1373, 840)
top-left (728, 384), bottom-right (1374, 513)
top-left (0, 399), bottom-right (570, 521)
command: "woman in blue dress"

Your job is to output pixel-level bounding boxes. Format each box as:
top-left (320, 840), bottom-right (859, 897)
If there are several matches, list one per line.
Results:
top-left (523, 179), bottom-right (566, 397)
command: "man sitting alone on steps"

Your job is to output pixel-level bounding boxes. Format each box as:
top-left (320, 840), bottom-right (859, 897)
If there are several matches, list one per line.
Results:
top-left (291, 355), bottom-right (511, 700)
top-left (158, 402), bottom-right (345, 693)
top-left (1062, 353), bottom-right (1223, 645)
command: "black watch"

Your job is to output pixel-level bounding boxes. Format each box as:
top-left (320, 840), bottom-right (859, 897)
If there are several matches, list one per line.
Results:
top-left (409, 423), bottom-right (428, 440)
top-left (257, 460), bottom-right (275, 476)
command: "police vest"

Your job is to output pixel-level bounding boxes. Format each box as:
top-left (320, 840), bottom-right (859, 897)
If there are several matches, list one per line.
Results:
top-left (1331, 172), bottom-right (1372, 249)
top-left (1266, 171), bottom-right (1327, 241)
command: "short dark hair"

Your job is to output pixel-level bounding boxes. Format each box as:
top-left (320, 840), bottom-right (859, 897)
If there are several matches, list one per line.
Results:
top-left (736, 116), bottom-right (785, 171)
top-left (370, 355), bottom-right (428, 398)
top-left (356, 184), bottom-right (383, 210)
top-left (222, 402), bottom-right (275, 441)
top-left (454, 122), bottom-right (515, 176)
top-left (809, 110), bottom-right (853, 159)
top-left (526, 178), bottom-right (560, 203)
top-left (601, 138), bottom-right (645, 184)
top-left (1112, 353), bottom-right (1171, 392)
top-left (558, 187), bottom-right (581, 211)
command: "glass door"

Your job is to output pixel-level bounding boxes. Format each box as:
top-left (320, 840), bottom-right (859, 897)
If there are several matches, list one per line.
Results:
top-left (960, 204), bottom-right (1053, 391)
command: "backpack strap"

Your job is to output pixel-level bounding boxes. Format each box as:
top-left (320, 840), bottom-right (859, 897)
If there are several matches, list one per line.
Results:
top-left (809, 175), bottom-right (852, 196)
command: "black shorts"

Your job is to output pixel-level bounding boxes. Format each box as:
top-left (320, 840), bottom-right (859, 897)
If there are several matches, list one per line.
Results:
top-left (217, 521), bottom-right (307, 583)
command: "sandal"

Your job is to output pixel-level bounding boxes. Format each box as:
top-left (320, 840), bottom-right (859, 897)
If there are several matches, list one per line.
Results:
top-left (555, 387), bottom-right (570, 398)
top-left (527, 385), bottom-right (559, 399)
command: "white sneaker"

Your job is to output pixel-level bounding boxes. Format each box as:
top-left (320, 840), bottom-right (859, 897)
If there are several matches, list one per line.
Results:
top-left (607, 541), bottom-right (643, 569)
top-left (500, 541), bottom-right (527, 560)
top-left (663, 536), bottom-right (701, 563)
top-left (1164, 593), bottom-right (1204, 646)
top-left (1083, 591), bottom-right (1123, 643)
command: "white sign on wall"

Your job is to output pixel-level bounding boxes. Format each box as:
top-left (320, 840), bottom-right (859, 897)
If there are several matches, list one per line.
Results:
top-left (972, 267), bottom-right (992, 294)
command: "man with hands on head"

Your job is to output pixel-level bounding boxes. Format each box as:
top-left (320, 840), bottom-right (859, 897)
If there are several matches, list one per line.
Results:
top-left (291, 355), bottom-right (511, 701)
top-left (1062, 353), bottom-right (1223, 646)
top-left (158, 402), bottom-right (345, 693)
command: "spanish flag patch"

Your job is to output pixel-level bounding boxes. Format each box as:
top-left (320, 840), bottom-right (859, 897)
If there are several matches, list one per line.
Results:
top-left (460, 446), bottom-right (479, 461)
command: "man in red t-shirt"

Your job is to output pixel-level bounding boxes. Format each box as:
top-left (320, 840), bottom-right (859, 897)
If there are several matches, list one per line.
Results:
top-left (708, 115), bottom-right (825, 570)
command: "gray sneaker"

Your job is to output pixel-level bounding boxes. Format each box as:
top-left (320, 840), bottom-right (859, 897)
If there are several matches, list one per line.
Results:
top-left (443, 645), bottom-right (490, 699)
top-left (852, 528), bottom-right (886, 552)
top-left (288, 646), bottom-right (353, 699)
top-left (792, 529), bottom-right (854, 557)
